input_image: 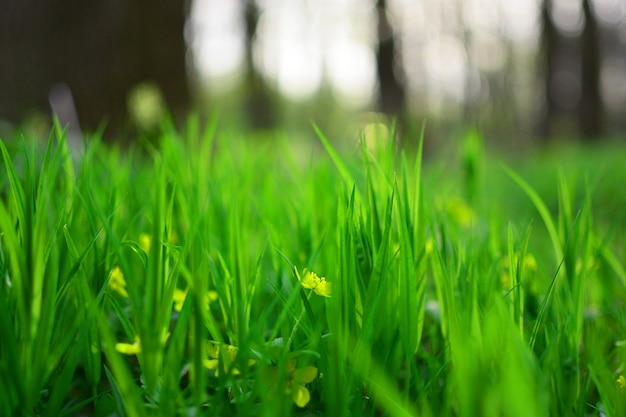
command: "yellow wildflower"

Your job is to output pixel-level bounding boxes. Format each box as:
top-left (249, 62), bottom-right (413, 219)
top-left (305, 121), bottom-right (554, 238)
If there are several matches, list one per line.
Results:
top-left (445, 196), bottom-right (475, 228)
top-left (173, 288), bottom-right (187, 312)
top-left (500, 253), bottom-right (537, 271)
top-left (288, 361), bottom-right (318, 407)
top-left (172, 288), bottom-right (219, 312)
top-left (271, 360), bottom-right (317, 408)
top-left (203, 341), bottom-right (254, 376)
top-left (108, 266), bottom-right (128, 298)
top-left (522, 254), bottom-right (537, 270)
top-left (206, 290), bottom-right (219, 303)
top-left (139, 233), bottom-right (152, 254)
top-left (115, 330), bottom-right (169, 356)
top-left (618, 375), bottom-right (626, 390)
top-left (500, 253), bottom-right (537, 288)
top-left (296, 268), bottom-right (332, 298)
top-left (116, 336), bottom-right (141, 355)
top-left (425, 239), bottom-right (434, 257)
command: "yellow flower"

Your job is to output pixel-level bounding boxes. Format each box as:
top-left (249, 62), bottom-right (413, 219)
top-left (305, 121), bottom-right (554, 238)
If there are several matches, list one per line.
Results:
top-left (522, 254), bottom-right (537, 270)
top-left (115, 330), bottom-right (169, 356)
top-left (206, 290), bottom-right (219, 304)
top-left (116, 336), bottom-right (141, 355)
top-left (425, 239), bottom-right (434, 257)
top-left (108, 266), bottom-right (128, 297)
top-left (500, 253), bottom-right (538, 288)
top-left (139, 233), bottom-right (152, 254)
top-left (264, 359), bottom-right (318, 407)
top-left (173, 288), bottom-right (187, 312)
top-left (296, 268), bottom-right (332, 298)
top-left (618, 375), bottom-right (626, 390)
top-left (203, 341), bottom-right (254, 376)
top-left (172, 288), bottom-right (219, 312)
top-left (285, 360), bottom-right (318, 408)
top-left (445, 196), bottom-right (475, 228)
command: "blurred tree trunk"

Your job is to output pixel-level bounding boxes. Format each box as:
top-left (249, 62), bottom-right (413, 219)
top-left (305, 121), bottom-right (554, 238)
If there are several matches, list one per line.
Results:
top-left (376, 0), bottom-right (405, 115)
top-left (539, 0), bottom-right (558, 138)
top-left (539, 0), bottom-right (604, 140)
top-left (0, 0), bottom-right (190, 139)
top-left (243, 0), bottom-right (275, 130)
top-left (579, 0), bottom-right (603, 139)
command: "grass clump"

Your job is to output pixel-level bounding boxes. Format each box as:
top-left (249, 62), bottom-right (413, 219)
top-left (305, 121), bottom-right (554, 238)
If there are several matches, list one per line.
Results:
top-left (1, 117), bottom-right (625, 417)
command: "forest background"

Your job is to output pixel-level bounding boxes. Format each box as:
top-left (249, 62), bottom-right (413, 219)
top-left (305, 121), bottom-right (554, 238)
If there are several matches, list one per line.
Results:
top-left (1, 0), bottom-right (625, 146)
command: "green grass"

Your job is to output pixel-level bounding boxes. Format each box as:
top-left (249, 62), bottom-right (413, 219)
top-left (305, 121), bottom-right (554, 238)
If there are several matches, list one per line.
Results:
top-left (1, 116), bottom-right (626, 416)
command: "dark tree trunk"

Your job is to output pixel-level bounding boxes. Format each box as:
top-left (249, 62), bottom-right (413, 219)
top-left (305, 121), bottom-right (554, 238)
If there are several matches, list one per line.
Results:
top-left (579, 0), bottom-right (603, 139)
top-left (376, 0), bottom-right (405, 115)
top-left (242, 0), bottom-right (275, 130)
top-left (0, 0), bottom-right (190, 139)
top-left (539, 0), bottom-right (558, 138)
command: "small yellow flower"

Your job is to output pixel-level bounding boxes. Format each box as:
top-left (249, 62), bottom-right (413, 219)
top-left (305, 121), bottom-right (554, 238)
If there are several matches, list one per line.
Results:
top-left (500, 253), bottom-right (538, 288)
top-left (296, 268), bottom-right (332, 298)
top-left (522, 254), bottom-right (537, 271)
top-left (139, 233), bottom-right (152, 254)
top-left (445, 196), bottom-right (475, 228)
top-left (203, 341), bottom-right (254, 376)
top-left (425, 239), bottom-right (434, 257)
top-left (173, 288), bottom-right (187, 312)
top-left (116, 336), bottom-right (141, 355)
top-left (264, 359), bottom-right (318, 407)
top-left (206, 290), bottom-right (219, 303)
top-left (172, 288), bottom-right (219, 312)
top-left (617, 375), bottom-right (626, 390)
top-left (500, 253), bottom-right (538, 271)
top-left (108, 266), bottom-right (128, 298)
top-left (289, 361), bottom-right (318, 407)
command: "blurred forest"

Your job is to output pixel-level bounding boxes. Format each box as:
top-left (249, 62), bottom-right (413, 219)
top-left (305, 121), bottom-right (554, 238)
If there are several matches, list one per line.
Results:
top-left (1, 0), bottom-right (625, 144)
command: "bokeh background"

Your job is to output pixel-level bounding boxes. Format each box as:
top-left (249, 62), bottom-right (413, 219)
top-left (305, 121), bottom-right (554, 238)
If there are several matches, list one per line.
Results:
top-left (1, 0), bottom-right (625, 144)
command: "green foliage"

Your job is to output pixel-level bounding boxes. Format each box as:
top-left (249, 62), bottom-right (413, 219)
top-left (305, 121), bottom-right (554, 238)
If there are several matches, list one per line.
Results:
top-left (0, 118), bottom-right (625, 416)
